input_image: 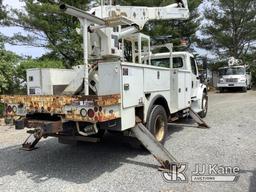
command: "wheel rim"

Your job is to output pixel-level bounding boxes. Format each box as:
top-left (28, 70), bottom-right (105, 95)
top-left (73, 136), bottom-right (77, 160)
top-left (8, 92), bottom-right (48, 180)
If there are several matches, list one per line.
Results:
top-left (154, 115), bottom-right (165, 142)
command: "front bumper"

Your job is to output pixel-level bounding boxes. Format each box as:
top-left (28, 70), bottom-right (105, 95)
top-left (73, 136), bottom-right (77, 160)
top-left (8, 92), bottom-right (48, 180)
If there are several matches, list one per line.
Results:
top-left (217, 82), bottom-right (246, 88)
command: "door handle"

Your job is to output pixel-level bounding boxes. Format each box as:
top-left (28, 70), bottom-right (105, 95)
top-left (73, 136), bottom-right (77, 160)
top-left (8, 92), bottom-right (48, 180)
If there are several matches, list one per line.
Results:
top-left (124, 84), bottom-right (129, 90)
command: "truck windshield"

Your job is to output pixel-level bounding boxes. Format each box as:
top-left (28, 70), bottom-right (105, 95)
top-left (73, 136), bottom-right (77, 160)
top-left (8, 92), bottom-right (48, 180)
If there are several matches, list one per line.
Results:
top-left (219, 67), bottom-right (245, 76)
top-left (151, 57), bottom-right (183, 68)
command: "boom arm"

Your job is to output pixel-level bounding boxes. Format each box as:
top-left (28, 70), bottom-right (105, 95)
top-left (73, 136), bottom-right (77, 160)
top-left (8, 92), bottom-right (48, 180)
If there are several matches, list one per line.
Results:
top-left (93, 2), bottom-right (189, 29)
top-left (60, 0), bottom-right (189, 29)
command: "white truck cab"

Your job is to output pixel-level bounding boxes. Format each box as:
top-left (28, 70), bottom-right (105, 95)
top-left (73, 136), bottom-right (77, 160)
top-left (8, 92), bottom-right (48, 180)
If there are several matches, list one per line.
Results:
top-left (149, 51), bottom-right (207, 115)
top-left (217, 65), bottom-right (252, 92)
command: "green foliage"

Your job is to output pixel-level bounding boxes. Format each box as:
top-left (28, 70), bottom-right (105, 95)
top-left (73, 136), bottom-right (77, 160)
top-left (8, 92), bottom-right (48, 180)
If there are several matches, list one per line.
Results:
top-left (0, 103), bottom-right (4, 117)
top-left (0, 49), bottom-right (20, 94)
top-left (201, 0), bottom-right (256, 59)
top-left (0, 0), bottom-right (7, 48)
top-left (0, 0), bottom-right (6, 21)
top-left (17, 59), bottom-right (64, 83)
top-left (242, 52), bottom-right (256, 83)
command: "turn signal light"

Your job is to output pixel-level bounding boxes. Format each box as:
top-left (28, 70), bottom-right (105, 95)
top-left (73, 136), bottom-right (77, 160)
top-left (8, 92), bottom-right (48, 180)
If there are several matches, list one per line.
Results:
top-left (88, 109), bottom-right (95, 118)
top-left (6, 105), bottom-right (12, 113)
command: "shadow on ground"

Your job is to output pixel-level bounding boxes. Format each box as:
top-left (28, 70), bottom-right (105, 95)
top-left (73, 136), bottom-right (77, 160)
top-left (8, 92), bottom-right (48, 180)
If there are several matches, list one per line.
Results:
top-left (0, 112), bottom-right (201, 186)
top-left (240, 169), bottom-right (256, 192)
top-left (0, 133), bottom-right (150, 184)
top-left (0, 121), bottom-right (187, 185)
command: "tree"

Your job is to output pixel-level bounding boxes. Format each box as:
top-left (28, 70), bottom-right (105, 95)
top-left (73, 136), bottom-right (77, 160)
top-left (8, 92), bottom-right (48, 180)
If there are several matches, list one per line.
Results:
top-left (10, 0), bottom-right (88, 67)
top-left (242, 51), bottom-right (256, 83)
top-left (16, 59), bottom-right (64, 83)
top-left (201, 0), bottom-right (256, 59)
top-left (0, 0), bottom-right (8, 48)
top-left (0, 1), bottom-right (21, 94)
top-left (0, 49), bottom-right (20, 94)
top-left (0, 0), bottom-right (6, 21)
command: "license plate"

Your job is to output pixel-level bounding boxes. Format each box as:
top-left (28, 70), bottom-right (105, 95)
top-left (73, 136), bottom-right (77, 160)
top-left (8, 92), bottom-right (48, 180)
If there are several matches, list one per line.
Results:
top-left (228, 84), bottom-right (234, 86)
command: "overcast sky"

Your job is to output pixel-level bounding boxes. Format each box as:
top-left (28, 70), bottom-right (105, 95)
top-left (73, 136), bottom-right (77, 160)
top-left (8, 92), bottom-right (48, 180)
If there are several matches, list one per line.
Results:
top-left (0, 0), bottom-right (48, 58)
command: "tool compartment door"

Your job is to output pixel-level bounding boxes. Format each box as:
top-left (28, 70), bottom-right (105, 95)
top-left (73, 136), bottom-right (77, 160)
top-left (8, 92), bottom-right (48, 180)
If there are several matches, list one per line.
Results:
top-left (170, 69), bottom-right (191, 111)
top-left (122, 65), bottom-right (144, 108)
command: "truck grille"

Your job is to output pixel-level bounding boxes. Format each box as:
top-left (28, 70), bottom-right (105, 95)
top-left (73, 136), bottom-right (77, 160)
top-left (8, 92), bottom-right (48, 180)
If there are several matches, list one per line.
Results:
top-left (225, 78), bottom-right (238, 83)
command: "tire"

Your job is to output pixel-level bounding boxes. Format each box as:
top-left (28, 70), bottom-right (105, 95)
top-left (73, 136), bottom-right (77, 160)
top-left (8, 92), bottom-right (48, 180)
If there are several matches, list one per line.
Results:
top-left (242, 87), bottom-right (247, 92)
top-left (219, 88), bottom-right (224, 93)
top-left (198, 92), bottom-right (208, 118)
top-left (147, 105), bottom-right (168, 144)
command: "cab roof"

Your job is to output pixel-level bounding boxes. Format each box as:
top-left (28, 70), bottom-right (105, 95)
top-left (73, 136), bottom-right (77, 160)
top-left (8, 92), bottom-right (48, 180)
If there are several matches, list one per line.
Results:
top-left (151, 51), bottom-right (194, 58)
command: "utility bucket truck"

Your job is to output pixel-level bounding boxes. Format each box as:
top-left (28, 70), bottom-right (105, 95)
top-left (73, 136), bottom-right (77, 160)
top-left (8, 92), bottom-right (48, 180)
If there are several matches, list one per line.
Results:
top-left (0, 0), bottom-right (209, 169)
top-left (217, 57), bottom-right (252, 92)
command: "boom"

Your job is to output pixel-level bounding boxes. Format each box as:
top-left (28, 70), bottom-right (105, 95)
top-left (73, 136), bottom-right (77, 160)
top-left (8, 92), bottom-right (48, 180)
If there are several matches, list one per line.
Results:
top-left (60, 0), bottom-right (189, 30)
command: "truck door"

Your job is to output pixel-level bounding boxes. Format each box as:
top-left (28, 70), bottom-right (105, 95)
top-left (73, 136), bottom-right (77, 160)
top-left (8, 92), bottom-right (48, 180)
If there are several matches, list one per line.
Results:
top-left (190, 57), bottom-right (199, 99)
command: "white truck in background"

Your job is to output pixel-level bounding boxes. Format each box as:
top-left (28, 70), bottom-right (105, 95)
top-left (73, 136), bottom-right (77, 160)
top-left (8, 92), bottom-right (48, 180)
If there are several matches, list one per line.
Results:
top-left (217, 57), bottom-right (252, 92)
top-left (1, 0), bottom-right (209, 167)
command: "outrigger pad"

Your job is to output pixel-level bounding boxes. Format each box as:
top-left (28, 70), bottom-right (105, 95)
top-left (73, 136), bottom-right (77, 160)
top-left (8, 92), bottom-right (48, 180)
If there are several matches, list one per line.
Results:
top-left (20, 133), bottom-right (41, 151)
top-left (189, 108), bottom-right (210, 128)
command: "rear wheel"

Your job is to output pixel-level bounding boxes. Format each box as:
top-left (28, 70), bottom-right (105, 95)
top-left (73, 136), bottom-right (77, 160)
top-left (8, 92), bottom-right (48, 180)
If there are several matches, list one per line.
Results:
top-left (147, 105), bottom-right (168, 144)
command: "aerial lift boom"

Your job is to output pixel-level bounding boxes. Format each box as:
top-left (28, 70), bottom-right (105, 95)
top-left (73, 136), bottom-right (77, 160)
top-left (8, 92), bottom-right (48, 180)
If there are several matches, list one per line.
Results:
top-left (59, 0), bottom-right (189, 96)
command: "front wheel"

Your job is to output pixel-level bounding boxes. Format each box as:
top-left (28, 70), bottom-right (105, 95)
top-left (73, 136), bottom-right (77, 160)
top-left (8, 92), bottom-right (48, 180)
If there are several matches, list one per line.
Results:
top-left (198, 92), bottom-right (208, 118)
top-left (147, 105), bottom-right (168, 144)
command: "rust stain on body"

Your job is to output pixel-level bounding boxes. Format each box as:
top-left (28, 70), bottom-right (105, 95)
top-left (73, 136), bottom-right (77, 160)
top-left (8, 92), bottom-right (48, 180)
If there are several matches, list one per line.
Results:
top-left (0, 94), bottom-right (121, 123)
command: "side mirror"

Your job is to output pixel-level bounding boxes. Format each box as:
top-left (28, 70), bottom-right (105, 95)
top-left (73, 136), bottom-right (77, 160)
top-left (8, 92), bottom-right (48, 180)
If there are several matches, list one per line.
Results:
top-left (198, 74), bottom-right (205, 83)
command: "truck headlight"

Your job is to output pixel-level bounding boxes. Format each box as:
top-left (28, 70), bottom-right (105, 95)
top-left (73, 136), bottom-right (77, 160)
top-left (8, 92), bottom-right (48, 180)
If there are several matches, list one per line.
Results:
top-left (219, 78), bottom-right (224, 83)
top-left (239, 78), bottom-right (246, 82)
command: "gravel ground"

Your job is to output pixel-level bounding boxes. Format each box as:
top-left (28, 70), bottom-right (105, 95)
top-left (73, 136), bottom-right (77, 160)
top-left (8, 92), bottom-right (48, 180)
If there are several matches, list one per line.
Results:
top-left (0, 90), bottom-right (255, 192)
